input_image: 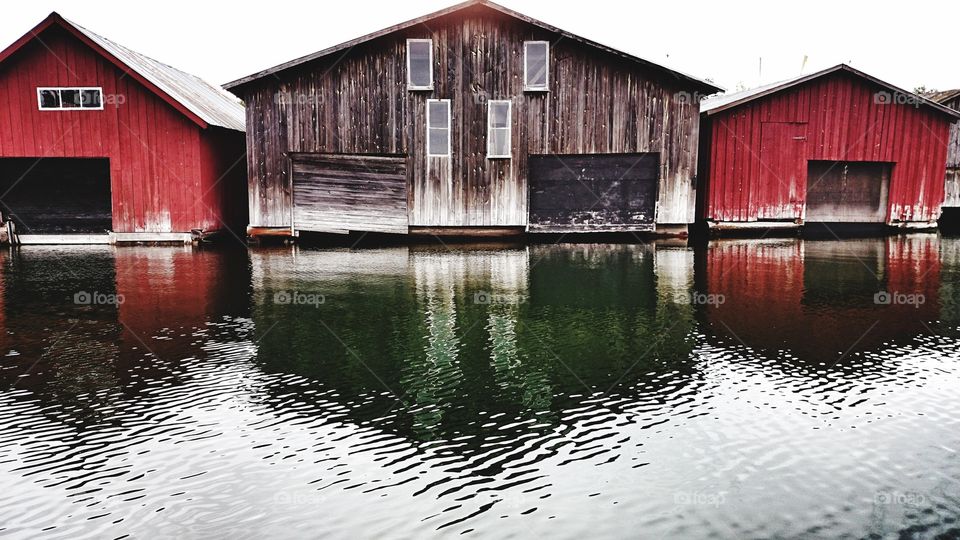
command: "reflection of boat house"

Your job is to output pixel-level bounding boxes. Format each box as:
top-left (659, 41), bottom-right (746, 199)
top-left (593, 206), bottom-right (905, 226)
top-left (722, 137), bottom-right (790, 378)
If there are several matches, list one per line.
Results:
top-left (702, 236), bottom-right (941, 360)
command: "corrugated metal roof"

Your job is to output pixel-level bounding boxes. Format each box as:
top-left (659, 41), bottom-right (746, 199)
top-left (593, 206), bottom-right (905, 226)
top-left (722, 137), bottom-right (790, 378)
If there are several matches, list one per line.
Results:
top-left (66, 17), bottom-right (245, 131)
top-left (701, 64), bottom-right (960, 119)
top-left (224, 0), bottom-right (723, 95)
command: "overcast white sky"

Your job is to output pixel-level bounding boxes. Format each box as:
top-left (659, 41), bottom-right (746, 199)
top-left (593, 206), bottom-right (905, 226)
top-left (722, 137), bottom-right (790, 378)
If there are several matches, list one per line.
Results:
top-left (2, 0), bottom-right (957, 94)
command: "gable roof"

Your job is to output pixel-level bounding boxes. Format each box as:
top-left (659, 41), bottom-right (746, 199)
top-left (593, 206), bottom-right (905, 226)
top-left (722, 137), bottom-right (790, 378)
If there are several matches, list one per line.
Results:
top-left (223, 0), bottom-right (722, 94)
top-left (701, 64), bottom-right (960, 119)
top-left (0, 12), bottom-right (245, 131)
top-left (926, 89), bottom-right (960, 108)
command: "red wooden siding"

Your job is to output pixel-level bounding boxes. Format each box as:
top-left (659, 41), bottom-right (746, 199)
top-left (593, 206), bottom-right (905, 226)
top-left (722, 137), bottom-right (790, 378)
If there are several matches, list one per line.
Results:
top-left (0, 26), bottom-right (244, 233)
top-left (704, 72), bottom-right (952, 224)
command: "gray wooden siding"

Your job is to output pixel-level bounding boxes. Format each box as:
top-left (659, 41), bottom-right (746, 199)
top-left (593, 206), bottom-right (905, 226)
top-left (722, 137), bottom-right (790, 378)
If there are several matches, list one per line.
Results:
top-left (941, 96), bottom-right (960, 208)
top-left (239, 7), bottom-right (705, 230)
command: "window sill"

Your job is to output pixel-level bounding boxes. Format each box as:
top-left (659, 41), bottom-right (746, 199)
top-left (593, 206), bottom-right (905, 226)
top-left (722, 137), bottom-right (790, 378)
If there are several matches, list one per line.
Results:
top-left (408, 86), bottom-right (434, 92)
top-left (524, 87), bottom-right (549, 93)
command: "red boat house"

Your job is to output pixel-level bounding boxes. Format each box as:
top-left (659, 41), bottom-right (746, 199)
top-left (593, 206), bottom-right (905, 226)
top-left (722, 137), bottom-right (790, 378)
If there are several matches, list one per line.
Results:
top-left (698, 64), bottom-right (960, 231)
top-left (0, 13), bottom-right (247, 244)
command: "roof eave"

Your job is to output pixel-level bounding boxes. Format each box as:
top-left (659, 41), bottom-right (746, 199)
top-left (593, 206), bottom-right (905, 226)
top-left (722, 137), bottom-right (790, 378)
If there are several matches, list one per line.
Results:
top-left (704, 64), bottom-right (960, 120)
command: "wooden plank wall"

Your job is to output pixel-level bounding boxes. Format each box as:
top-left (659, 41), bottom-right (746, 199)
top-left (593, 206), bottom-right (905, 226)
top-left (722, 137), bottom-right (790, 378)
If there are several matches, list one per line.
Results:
top-left (291, 153), bottom-right (408, 234)
top-left (704, 71), bottom-right (952, 224)
top-left (238, 5), bottom-right (706, 230)
top-left (941, 96), bottom-right (960, 208)
top-left (0, 27), bottom-right (243, 233)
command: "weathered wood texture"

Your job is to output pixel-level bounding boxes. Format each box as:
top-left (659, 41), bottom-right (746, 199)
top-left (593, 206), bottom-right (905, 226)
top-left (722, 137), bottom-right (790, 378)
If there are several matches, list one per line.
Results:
top-left (528, 153), bottom-right (659, 232)
top-left (235, 5), bottom-right (706, 231)
top-left (940, 95), bottom-right (960, 208)
top-left (805, 161), bottom-right (890, 223)
top-left (703, 71), bottom-right (951, 224)
top-left (291, 153), bottom-right (408, 234)
top-left (0, 26), bottom-right (247, 233)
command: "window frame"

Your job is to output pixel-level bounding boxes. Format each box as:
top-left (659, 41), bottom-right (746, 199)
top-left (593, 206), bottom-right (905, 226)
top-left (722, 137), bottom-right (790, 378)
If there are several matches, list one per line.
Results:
top-left (426, 99), bottom-right (451, 157)
top-left (406, 39), bottom-right (435, 91)
top-left (37, 87), bottom-right (105, 111)
top-left (486, 100), bottom-right (512, 159)
top-left (523, 41), bottom-right (550, 92)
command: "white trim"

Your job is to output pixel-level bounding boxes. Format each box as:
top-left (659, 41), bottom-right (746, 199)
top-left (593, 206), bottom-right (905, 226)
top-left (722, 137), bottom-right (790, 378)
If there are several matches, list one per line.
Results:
top-left (406, 39), bottom-right (434, 91)
top-left (426, 99), bottom-right (451, 157)
top-left (523, 41), bottom-right (550, 92)
top-left (487, 100), bottom-right (512, 159)
top-left (37, 87), bottom-right (105, 111)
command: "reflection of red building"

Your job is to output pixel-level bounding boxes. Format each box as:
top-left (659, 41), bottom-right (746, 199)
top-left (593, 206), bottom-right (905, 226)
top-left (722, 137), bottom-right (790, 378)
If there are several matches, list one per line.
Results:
top-left (114, 248), bottom-right (249, 355)
top-left (704, 237), bottom-right (940, 360)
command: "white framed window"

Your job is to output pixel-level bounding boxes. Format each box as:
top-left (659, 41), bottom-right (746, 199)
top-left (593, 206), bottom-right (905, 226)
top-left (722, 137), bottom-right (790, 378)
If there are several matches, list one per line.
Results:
top-left (523, 41), bottom-right (549, 91)
top-left (487, 100), bottom-right (512, 159)
top-left (426, 99), bottom-right (451, 157)
top-left (407, 39), bottom-right (434, 90)
top-left (37, 87), bottom-right (104, 110)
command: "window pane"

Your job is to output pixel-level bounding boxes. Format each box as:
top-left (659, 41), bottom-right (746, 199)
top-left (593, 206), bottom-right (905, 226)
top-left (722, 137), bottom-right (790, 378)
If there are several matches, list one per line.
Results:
top-left (81, 89), bottom-right (102, 108)
top-left (428, 101), bottom-right (448, 128)
top-left (408, 41), bottom-right (432, 87)
top-left (490, 128), bottom-right (510, 157)
top-left (490, 102), bottom-right (509, 128)
top-left (429, 127), bottom-right (449, 155)
top-left (39, 89), bottom-right (60, 109)
top-left (60, 89), bottom-right (81, 108)
top-left (525, 43), bottom-right (548, 88)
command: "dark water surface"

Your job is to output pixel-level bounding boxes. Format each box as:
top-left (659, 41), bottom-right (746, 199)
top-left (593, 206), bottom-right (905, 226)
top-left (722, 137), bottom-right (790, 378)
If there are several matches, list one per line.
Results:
top-left (1, 237), bottom-right (959, 538)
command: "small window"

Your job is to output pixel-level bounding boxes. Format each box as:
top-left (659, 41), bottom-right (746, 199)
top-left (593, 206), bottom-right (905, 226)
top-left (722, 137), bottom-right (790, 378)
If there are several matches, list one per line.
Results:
top-left (487, 100), bottom-right (511, 159)
top-left (37, 87), bottom-right (104, 110)
top-left (407, 39), bottom-right (434, 90)
top-left (38, 89), bottom-right (60, 109)
top-left (524, 41), bottom-right (549, 91)
top-left (427, 99), bottom-right (451, 157)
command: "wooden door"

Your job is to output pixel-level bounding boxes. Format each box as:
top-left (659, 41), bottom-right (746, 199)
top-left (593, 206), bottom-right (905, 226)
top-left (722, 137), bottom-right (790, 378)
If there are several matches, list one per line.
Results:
top-left (805, 161), bottom-right (890, 223)
top-left (758, 122), bottom-right (808, 220)
top-left (291, 154), bottom-right (408, 234)
top-left (527, 153), bottom-right (659, 232)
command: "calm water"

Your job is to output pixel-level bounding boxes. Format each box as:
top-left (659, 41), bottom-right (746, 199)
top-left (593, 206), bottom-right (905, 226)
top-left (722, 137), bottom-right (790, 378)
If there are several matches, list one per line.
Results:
top-left (0, 237), bottom-right (959, 539)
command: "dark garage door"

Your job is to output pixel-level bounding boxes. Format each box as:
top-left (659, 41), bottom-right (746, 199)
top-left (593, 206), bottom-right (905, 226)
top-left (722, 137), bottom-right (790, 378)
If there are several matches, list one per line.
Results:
top-left (0, 158), bottom-right (112, 234)
top-left (528, 153), bottom-right (660, 232)
top-left (806, 161), bottom-right (890, 223)
top-left (291, 154), bottom-right (408, 234)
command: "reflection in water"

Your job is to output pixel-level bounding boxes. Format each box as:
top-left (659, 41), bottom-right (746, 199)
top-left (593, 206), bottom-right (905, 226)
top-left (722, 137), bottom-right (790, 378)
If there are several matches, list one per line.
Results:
top-left (0, 239), bottom-right (958, 538)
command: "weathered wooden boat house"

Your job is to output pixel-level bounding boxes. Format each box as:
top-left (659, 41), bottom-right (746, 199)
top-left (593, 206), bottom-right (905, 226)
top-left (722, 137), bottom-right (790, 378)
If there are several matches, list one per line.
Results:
top-left (0, 13), bottom-right (247, 244)
top-left (699, 64), bottom-right (960, 231)
top-left (225, 0), bottom-right (722, 238)
top-left (926, 90), bottom-right (960, 212)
